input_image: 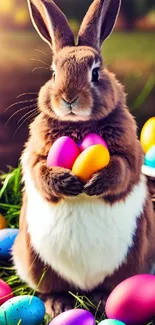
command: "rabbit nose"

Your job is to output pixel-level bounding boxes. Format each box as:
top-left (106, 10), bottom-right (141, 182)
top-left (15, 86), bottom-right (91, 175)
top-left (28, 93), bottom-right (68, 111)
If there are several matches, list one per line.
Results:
top-left (62, 96), bottom-right (78, 106)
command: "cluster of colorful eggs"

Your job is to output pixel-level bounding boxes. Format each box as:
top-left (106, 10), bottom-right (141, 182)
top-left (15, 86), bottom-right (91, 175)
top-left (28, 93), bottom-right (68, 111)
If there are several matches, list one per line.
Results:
top-left (1, 274), bottom-right (155, 325)
top-left (47, 133), bottom-right (110, 181)
top-left (140, 117), bottom-right (155, 176)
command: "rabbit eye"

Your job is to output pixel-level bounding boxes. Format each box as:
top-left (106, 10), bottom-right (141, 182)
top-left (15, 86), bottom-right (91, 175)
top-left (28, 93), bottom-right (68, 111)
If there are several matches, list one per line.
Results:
top-left (92, 68), bottom-right (99, 82)
top-left (51, 69), bottom-right (56, 80)
top-left (52, 71), bottom-right (56, 80)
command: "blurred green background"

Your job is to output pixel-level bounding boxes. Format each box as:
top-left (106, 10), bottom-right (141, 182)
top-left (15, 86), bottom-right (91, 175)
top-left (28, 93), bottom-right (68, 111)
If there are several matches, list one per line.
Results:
top-left (0, 0), bottom-right (155, 170)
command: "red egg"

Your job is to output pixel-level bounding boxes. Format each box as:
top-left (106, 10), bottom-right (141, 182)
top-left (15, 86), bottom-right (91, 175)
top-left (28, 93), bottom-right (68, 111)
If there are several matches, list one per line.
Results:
top-left (0, 279), bottom-right (13, 305)
top-left (47, 136), bottom-right (80, 170)
top-left (105, 274), bottom-right (155, 325)
top-left (79, 133), bottom-right (108, 151)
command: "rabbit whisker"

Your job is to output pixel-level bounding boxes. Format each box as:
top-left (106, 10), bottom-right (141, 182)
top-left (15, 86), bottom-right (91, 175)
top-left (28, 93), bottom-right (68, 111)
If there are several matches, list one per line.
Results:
top-left (32, 67), bottom-right (50, 72)
top-left (30, 58), bottom-right (49, 67)
top-left (12, 111), bottom-right (38, 139)
top-left (17, 108), bottom-right (38, 125)
top-left (34, 48), bottom-right (48, 57)
top-left (5, 98), bottom-right (37, 112)
top-left (16, 92), bottom-right (38, 98)
top-left (5, 104), bottom-right (37, 126)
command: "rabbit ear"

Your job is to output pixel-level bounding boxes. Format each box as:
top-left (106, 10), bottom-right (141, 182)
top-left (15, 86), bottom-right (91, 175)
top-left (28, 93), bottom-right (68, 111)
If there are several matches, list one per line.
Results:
top-left (78, 0), bottom-right (121, 50)
top-left (27, 0), bottom-right (75, 52)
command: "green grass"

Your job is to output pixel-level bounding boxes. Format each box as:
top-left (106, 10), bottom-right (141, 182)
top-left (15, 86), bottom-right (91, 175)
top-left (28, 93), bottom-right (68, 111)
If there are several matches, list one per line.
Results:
top-left (0, 166), bottom-right (155, 325)
top-left (103, 31), bottom-right (155, 63)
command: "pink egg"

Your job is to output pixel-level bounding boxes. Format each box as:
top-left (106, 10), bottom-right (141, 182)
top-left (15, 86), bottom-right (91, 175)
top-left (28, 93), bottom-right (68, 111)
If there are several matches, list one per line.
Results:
top-left (79, 133), bottom-right (108, 151)
top-left (48, 309), bottom-right (95, 325)
top-left (105, 274), bottom-right (155, 325)
top-left (0, 279), bottom-right (13, 305)
top-left (47, 136), bottom-right (80, 169)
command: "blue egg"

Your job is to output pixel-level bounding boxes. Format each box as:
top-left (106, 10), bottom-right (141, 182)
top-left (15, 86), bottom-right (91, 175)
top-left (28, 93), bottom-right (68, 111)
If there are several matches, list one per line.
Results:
top-left (98, 320), bottom-right (126, 325)
top-left (145, 145), bottom-right (155, 168)
top-left (0, 228), bottom-right (19, 259)
top-left (0, 295), bottom-right (45, 325)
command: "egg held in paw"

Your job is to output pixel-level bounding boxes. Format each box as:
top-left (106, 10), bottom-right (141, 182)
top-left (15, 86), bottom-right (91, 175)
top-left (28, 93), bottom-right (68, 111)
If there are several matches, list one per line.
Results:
top-left (79, 133), bottom-right (108, 151)
top-left (47, 136), bottom-right (80, 169)
top-left (72, 144), bottom-right (110, 182)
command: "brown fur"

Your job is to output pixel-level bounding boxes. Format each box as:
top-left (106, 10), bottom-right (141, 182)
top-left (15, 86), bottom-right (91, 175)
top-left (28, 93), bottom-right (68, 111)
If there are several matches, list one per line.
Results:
top-left (12, 0), bottom-right (155, 318)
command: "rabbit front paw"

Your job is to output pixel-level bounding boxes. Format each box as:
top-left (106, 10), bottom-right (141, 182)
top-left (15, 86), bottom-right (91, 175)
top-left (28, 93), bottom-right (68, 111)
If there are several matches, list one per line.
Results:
top-left (84, 170), bottom-right (106, 196)
top-left (50, 168), bottom-right (84, 197)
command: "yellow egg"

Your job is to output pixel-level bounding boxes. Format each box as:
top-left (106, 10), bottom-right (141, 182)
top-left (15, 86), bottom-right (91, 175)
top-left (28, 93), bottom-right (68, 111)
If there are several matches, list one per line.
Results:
top-left (140, 117), bottom-right (155, 153)
top-left (72, 144), bottom-right (110, 182)
top-left (0, 214), bottom-right (8, 229)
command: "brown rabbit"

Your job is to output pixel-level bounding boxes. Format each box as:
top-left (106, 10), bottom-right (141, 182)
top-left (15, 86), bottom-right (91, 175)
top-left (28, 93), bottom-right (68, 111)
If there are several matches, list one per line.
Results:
top-left (12, 0), bottom-right (155, 318)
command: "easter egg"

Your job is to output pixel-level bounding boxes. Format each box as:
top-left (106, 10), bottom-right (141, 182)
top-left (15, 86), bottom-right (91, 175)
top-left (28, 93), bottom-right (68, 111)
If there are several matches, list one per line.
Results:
top-left (0, 228), bottom-right (19, 259)
top-left (72, 144), bottom-right (110, 182)
top-left (99, 320), bottom-right (126, 325)
top-left (0, 295), bottom-right (45, 325)
top-left (79, 133), bottom-right (108, 151)
top-left (47, 136), bottom-right (80, 169)
top-left (0, 279), bottom-right (13, 305)
top-left (105, 274), bottom-right (155, 325)
top-left (140, 117), bottom-right (155, 153)
top-left (0, 214), bottom-right (8, 229)
top-left (142, 164), bottom-right (155, 178)
top-left (48, 309), bottom-right (95, 325)
top-left (145, 145), bottom-right (155, 168)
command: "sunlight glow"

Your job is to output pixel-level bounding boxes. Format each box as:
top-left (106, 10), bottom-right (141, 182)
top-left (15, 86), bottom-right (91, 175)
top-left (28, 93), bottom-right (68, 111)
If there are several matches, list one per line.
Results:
top-left (0, 0), bottom-right (15, 14)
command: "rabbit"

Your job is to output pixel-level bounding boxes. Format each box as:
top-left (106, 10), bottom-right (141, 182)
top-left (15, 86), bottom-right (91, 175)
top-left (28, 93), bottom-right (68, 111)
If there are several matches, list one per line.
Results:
top-left (12, 0), bottom-right (155, 318)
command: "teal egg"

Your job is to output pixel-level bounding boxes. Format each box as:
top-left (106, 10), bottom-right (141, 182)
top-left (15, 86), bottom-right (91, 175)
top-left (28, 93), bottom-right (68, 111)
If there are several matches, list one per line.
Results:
top-left (145, 145), bottom-right (155, 168)
top-left (98, 320), bottom-right (126, 325)
top-left (0, 295), bottom-right (45, 325)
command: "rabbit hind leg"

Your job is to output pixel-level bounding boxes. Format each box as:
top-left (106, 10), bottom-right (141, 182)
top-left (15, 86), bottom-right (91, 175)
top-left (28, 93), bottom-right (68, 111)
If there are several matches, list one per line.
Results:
top-left (12, 227), bottom-right (40, 291)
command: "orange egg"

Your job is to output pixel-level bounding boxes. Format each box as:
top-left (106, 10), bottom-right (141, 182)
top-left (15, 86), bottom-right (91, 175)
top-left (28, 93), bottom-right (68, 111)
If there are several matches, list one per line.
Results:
top-left (72, 144), bottom-right (110, 182)
top-left (0, 214), bottom-right (8, 229)
top-left (140, 117), bottom-right (155, 153)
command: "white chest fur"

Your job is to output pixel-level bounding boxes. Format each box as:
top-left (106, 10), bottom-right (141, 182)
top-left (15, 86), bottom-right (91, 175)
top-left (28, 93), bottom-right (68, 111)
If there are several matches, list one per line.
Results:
top-left (25, 172), bottom-right (147, 291)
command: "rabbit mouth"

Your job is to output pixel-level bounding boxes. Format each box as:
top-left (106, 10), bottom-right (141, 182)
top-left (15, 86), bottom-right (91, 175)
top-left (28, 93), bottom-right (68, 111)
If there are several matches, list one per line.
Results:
top-left (54, 107), bottom-right (92, 121)
top-left (65, 107), bottom-right (92, 118)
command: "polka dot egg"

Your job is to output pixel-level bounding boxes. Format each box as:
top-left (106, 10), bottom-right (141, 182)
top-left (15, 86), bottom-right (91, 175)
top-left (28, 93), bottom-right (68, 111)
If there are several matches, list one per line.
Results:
top-left (0, 295), bottom-right (45, 325)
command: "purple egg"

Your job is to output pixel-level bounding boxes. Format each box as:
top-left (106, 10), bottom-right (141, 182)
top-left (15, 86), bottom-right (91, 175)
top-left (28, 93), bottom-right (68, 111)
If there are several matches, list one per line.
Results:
top-left (105, 274), bottom-right (155, 325)
top-left (79, 133), bottom-right (108, 152)
top-left (47, 136), bottom-right (80, 170)
top-left (48, 309), bottom-right (95, 325)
